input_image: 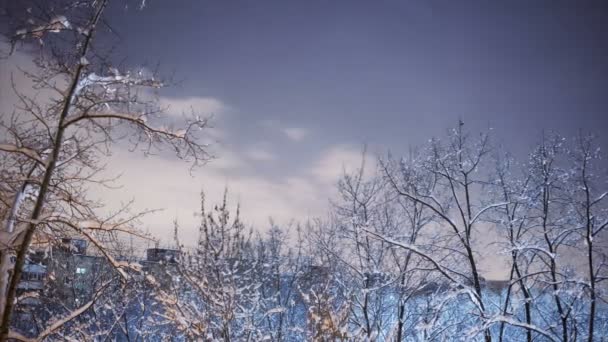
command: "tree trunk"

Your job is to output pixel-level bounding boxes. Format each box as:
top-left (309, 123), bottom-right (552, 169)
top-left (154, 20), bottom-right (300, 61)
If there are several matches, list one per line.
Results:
top-left (0, 2), bottom-right (106, 339)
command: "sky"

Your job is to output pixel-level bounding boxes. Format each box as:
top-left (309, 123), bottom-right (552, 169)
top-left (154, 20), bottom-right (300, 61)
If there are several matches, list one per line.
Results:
top-left (1, 0), bottom-right (608, 246)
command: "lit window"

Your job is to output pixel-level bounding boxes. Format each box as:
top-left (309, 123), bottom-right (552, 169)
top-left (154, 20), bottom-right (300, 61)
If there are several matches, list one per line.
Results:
top-left (75, 267), bottom-right (87, 274)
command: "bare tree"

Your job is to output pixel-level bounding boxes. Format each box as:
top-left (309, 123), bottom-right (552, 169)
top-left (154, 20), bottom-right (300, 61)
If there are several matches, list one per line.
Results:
top-left (381, 123), bottom-right (499, 341)
top-left (568, 134), bottom-right (608, 342)
top-left (490, 152), bottom-right (535, 342)
top-left (255, 221), bottom-right (301, 341)
top-left (525, 134), bottom-right (577, 342)
top-left (0, 0), bottom-right (211, 339)
top-left (380, 150), bottom-right (439, 341)
top-left (168, 190), bottom-right (270, 341)
top-left (331, 153), bottom-right (391, 340)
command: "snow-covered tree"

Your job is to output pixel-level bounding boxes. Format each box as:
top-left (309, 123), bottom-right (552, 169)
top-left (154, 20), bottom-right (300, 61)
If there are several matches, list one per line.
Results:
top-left (167, 191), bottom-right (267, 340)
top-left (489, 151), bottom-right (536, 342)
top-left (566, 134), bottom-right (608, 342)
top-left (380, 123), bottom-right (499, 341)
top-left (0, 0), bottom-right (211, 339)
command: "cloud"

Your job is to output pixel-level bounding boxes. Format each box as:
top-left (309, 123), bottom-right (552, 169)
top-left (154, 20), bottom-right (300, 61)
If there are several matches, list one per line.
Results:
top-left (244, 146), bottom-right (277, 162)
top-left (0, 42), bottom-right (57, 116)
top-left (91, 142), bottom-right (378, 245)
top-left (0, 42), bottom-right (227, 134)
top-left (310, 144), bottom-right (372, 185)
top-left (283, 127), bottom-right (308, 141)
top-left (259, 120), bottom-right (309, 142)
top-left (159, 96), bottom-right (226, 118)
top-left (94, 147), bottom-right (328, 244)
top-left (0, 41), bottom-right (362, 246)
top-left (89, 139), bottom-right (383, 245)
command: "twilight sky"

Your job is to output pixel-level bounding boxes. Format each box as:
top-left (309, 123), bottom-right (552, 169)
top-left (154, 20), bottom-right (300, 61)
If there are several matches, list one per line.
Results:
top-left (2, 0), bottom-right (608, 245)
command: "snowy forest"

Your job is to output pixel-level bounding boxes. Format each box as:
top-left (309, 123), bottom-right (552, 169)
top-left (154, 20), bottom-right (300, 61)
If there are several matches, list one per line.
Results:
top-left (0, 0), bottom-right (607, 341)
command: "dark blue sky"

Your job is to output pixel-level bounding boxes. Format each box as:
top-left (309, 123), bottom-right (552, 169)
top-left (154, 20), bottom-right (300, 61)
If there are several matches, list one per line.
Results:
top-left (105, 0), bottom-right (608, 159)
top-left (2, 0), bottom-right (608, 240)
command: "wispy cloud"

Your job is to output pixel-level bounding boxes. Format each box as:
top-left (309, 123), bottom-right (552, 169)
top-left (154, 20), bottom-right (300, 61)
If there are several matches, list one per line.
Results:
top-left (283, 127), bottom-right (308, 141)
top-left (159, 96), bottom-right (226, 118)
top-left (0, 44), bottom-right (367, 244)
top-left (95, 147), bottom-right (327, 243)
top-left (310, 144), bottom-right (370, 185)
top-left (91, 142), bottom-right (376, 243)
top-left (244, 146), bottom-right (277, 162)
top-left (259, 120), bottom-right (309, 142)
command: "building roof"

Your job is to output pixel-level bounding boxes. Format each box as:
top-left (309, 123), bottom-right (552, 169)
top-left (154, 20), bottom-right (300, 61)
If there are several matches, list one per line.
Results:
top-left (23, 264), bottom-right (46, 274)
